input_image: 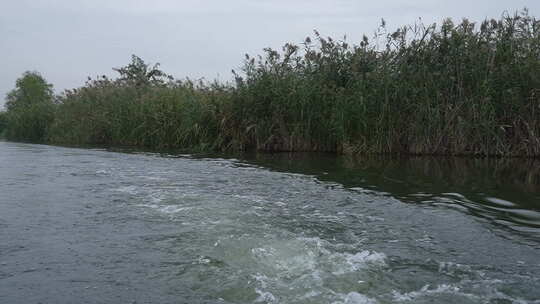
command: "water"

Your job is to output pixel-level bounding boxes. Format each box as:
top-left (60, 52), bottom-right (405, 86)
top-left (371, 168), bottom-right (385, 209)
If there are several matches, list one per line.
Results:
top-left (1, 141), bottom-right (539, 304)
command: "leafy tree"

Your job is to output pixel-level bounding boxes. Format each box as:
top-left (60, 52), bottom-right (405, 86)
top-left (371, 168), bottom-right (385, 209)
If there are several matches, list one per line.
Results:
top-left (5, 71), bottom-right (54, 111)
top-left (4, 71), bottom-right (56, 141)
top-left (0, 111), bottom-right (7, 135)
top-left (113, 55), bottom-right (172, 87)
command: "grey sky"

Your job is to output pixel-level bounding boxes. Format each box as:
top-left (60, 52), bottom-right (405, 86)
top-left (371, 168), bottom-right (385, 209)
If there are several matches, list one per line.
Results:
top-left (1, 0), bottom-right (538, 108)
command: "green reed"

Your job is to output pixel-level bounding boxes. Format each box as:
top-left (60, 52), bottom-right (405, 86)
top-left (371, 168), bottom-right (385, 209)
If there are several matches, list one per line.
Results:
top-left (3, 11), bottom-right (539, 156)
top-left (230, 10), bottom-right (539, 156)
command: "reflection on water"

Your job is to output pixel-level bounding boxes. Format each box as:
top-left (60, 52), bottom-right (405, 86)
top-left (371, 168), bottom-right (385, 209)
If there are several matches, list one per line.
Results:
top-left (233, 153), bottom-right (540, 234)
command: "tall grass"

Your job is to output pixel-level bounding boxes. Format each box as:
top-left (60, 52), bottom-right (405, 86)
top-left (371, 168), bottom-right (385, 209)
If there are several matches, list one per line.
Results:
top-left (230, 10), bottom-right (540, 156)
top-left (4, 11), bottom-right (540, 156)
top-left (49, 77), bottom-right (227, 150)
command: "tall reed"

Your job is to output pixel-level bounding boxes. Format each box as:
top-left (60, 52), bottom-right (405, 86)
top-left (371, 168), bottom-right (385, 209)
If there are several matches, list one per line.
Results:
top-left (3, 11), bottom-right (539, 156)
top-left (230, 10), bottom-right (539, 156)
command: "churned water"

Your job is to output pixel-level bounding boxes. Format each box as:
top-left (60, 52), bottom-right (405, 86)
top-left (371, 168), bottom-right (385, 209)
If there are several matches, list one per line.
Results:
top-left (0, 141), bottom-right (539, 303)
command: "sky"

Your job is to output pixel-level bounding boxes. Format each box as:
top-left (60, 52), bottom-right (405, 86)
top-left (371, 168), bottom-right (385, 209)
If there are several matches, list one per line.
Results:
top-left (1, 0), bottom-right (538, 108)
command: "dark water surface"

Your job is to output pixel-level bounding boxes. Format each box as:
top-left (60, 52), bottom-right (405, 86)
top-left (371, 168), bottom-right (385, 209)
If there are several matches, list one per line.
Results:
top-left (1, 141), bottom-right (539, 304)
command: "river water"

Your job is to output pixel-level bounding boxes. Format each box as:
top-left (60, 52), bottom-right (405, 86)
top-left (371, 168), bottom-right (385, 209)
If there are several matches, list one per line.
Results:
top-left (1, 141), bottom-right (539, 304)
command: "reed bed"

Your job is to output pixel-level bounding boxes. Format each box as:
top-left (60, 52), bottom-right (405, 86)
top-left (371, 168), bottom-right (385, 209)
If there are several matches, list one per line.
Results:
top-left (2, 11), bottom-right (539, 156)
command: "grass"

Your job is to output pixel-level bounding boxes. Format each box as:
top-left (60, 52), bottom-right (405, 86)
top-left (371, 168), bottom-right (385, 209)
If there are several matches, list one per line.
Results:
top-left (2, 10), bottom-right (539, 156)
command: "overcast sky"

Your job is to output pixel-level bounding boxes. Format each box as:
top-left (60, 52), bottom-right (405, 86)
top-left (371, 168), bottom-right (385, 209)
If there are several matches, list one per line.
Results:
top-left (1, 0), bottom-right (538, 108)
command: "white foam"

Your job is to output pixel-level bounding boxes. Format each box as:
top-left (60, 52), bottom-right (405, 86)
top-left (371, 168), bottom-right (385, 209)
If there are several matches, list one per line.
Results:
top-left (160, 206), bottom-right (190, 214)
top-left (333, 251), bottom-right (387, 275)
top-left (254, 289), bottom-right (277, 303)
top-left (253, 273), bottom-right (277, 303)
top-left (147, 192), bottom-right (165, 204)
top-left (114, 185), bottom-right (138, 194)
top-left (343, 292), bottom-right (378, 304)
top-left (438, 262), bottom-right (472, 275)
top-left (142, 176), bottom-right (167, 181)
top-left (296, 236), bottom-right (331, 254)
top-left (251, 247), bottom-right (275, 258)
top-left (299, 290), bottom-right (321, 300)
top-left (392, 284), bottom-right (463, 302)
top-left (346, 251), bottom-right (387, 268)
top-left (253, 273), bottom-right (269, 289)
top-left (233, 194), bottom-right (267, 204)
top-left (196, 256), bottom-right (211, 264)
top-left (139, 203), bottom-right (191, 214)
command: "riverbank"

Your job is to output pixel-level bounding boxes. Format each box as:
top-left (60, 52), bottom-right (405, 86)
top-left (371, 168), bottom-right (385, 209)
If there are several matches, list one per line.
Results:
top-left (2, 11), bottom-right (539, 156)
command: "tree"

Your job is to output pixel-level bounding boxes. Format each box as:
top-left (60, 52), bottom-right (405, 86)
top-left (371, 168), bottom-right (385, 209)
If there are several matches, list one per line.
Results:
top-left (113, 55), bottom-right (172, 87)
top-left (0, 111), bottom-right (7, 135)
top-left (5, 71), bottom-right (54, 111)
top-left (4, 71), bottom-right (56, 141)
